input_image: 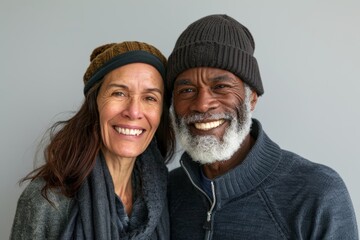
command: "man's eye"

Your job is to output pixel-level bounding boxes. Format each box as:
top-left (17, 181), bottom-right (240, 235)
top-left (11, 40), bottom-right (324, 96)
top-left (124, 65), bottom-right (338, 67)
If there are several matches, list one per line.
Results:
top-left (179, 88), bottom-right (195, 94)
top-left (213, 84), bottom-right (228, 89)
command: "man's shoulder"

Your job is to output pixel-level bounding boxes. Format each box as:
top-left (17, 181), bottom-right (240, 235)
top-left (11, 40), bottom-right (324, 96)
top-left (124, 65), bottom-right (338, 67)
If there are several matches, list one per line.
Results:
top-left (279, 150), bottom-right (346, 191)
top-left (283, 150), bottom-right (339, 175)
top-left (169, 166), bottom-right (185, 177)
top-left (169, 166), bottom-right (188, 185)
top-left (168, 165), bottom-right (197, 194)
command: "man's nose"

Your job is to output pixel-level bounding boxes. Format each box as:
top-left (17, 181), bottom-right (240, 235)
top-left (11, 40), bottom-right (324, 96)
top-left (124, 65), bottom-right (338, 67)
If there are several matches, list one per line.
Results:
top-left (189, 89), bottom-right (218, 113)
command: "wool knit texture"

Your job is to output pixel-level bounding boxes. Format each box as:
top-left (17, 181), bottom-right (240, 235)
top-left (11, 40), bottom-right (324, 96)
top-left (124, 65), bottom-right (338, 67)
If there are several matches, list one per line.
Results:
top-left (168, 119), bottom-right (358, 239)
top-left (83, 41), bottom-right (167, 95)
top-left (10, 140), bottom-right (170, 240)
top-left (167, 14), bottom-right (264, 96)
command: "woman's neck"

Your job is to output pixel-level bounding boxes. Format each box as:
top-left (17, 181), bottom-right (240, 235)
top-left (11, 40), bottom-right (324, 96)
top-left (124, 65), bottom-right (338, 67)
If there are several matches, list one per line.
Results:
top-left (102, 149), bottom-right (136, 215)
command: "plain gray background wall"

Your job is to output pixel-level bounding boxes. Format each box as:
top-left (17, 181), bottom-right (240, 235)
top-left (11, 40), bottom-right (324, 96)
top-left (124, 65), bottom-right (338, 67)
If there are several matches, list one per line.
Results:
top-left (1, 0), bottom-right (359, 238)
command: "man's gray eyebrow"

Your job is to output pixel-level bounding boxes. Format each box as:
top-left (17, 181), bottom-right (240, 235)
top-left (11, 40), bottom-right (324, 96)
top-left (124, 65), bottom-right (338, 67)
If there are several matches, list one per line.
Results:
top-left (174, 79), bottom-right (192, 86)
top-left (174, 74), bottom-right (235, 86)
top-left (209, 74), bottom-right (235, 81)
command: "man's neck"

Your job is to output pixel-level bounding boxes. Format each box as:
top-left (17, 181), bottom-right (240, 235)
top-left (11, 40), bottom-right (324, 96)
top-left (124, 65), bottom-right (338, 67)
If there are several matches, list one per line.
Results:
top-left (202, 134), bottom-right (255, 179)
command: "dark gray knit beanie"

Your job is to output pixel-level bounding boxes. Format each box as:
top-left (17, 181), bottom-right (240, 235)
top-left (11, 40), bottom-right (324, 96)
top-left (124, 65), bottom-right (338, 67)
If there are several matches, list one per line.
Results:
top-left (167, 14), bottom-right (264, 96)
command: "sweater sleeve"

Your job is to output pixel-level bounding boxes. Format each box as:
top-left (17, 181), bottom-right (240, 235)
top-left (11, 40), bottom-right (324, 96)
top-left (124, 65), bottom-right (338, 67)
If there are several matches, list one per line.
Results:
top-left (310, 173), bottom-right (358, 240)
top-left (267, 153), bottom-right (359, 239)
top-left (9, 179), bottom-right (73, 240)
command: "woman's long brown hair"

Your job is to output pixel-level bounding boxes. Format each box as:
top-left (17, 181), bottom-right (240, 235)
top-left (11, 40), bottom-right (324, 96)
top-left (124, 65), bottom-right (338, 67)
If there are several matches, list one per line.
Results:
top-left (22, 80), bottom-right (175, 201)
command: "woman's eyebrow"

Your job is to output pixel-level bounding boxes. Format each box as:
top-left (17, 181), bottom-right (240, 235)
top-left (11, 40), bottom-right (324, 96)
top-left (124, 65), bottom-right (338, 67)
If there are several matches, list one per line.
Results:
top-left (144, 88), bottom-right (163, 95)
top-left (107, 83), bottom-right (128, 89)
top-left (107, 84), bottom-right (162, 94)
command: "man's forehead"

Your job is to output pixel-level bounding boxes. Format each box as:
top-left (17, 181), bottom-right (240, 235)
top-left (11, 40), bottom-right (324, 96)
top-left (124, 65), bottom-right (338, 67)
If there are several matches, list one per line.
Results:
top-left (174, 67), bottom-right (241, 85)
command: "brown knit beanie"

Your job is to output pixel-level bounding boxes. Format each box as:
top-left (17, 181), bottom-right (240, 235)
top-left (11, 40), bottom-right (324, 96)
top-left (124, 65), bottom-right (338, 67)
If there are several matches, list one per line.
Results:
top-left (83, 41), bottom-right (167, 95)
top-left (167, 14), bottom-right (264, 96)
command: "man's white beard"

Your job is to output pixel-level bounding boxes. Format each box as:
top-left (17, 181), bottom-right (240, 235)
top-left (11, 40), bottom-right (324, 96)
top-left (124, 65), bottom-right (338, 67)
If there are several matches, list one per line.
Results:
top-left (170, 86), bottom-right (253, 165)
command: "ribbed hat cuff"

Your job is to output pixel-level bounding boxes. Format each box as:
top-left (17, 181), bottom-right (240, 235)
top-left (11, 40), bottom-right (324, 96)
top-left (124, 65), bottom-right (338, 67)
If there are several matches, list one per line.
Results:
top-left (167, 43), bottom-right (263, 96)
top-left (84, 50), bottom-right (166, 95)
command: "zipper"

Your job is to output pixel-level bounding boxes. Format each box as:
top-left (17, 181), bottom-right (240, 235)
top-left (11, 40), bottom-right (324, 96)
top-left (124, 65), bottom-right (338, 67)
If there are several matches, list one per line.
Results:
top-left (204, 181), bottom-right (216, 240)
top-left (181, 161), bottom-right (217, 240)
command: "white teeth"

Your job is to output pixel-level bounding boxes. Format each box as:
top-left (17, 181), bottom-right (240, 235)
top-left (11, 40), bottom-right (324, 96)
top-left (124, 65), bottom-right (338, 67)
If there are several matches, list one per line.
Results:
top-left (194, 119), bottom-right (225, 130)
top-left (115, 127), bottom-right (143, 136)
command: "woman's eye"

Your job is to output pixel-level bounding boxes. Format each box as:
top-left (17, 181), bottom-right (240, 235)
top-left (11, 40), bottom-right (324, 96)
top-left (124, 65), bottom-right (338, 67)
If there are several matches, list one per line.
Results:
top-left (145, 96), bottom-right (157, 102)
top-left (112, 91), bottom-right (125, 97)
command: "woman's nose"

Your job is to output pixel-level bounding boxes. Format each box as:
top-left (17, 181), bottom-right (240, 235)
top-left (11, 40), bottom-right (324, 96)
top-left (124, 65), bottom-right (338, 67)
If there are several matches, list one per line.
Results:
top-left (122, 97), bottom-right (143, 120)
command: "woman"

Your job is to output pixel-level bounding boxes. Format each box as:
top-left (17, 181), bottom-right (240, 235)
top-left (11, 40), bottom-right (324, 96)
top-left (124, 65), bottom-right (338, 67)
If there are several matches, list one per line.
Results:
top-left (10, 41), bottom-right (175, 239)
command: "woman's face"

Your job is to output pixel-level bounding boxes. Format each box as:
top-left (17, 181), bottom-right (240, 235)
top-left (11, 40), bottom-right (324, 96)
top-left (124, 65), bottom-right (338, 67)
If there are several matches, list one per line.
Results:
top-left (97, 63), bottom-right (164, 160)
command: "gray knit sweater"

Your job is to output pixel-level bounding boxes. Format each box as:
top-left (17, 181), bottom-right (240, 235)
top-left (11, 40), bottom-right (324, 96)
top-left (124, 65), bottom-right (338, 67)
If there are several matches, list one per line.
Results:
top-left (10, 144), bottom-right (169, 240)
top-left (10, 178), bottom-right (73, 239)
top-left (168, 119), bottom-right (358, 239)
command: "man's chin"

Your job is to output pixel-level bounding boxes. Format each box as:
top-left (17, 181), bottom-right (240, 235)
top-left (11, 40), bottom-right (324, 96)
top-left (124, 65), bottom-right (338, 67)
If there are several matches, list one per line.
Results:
top-left (192, 155), bottom-right (230, 165)
top-left (184, 140), bottom-right (239, 165)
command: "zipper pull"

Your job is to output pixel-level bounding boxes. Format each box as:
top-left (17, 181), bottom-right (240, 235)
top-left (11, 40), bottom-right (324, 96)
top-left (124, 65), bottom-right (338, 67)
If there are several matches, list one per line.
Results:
top-left (203, 211), bottom-right (212, 230)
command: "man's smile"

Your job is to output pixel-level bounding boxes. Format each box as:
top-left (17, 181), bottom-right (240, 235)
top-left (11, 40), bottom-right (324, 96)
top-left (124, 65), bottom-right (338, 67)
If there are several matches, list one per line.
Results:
top-left (193, 119), bottom-right (225, 130)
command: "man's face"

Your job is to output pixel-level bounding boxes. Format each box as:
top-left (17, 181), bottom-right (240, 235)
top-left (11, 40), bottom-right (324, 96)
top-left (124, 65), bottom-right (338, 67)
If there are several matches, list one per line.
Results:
top-left (171, 67), bottom-right (257, 164)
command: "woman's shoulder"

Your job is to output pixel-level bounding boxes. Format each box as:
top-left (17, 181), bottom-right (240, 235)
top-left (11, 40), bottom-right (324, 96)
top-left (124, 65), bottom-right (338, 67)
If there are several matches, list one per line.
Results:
top-left (17, 177), bottom-right (73, 216)
top-left (19, 178), bottom-right (46, 200)
top-left (10, 178), bottom-right (74, 240)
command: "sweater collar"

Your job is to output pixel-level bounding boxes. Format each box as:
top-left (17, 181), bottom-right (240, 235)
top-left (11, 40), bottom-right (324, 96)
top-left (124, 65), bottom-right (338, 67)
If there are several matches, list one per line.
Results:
top-left (180, 119), bottom-right (281, 204)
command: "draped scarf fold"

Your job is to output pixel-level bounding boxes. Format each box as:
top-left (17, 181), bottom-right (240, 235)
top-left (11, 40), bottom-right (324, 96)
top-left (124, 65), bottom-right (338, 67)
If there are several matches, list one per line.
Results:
top-left (60, 140), bottom-right (168, 240)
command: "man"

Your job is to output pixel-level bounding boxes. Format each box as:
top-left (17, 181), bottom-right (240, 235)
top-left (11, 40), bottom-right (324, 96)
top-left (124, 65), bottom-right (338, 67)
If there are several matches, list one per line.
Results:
top-left (166, 14), bottom-right (358, 239)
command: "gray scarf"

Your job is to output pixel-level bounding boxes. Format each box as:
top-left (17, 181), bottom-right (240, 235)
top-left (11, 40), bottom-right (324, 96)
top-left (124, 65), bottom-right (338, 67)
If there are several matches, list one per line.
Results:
top-left (60, 140), bottom-right (168, 239)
